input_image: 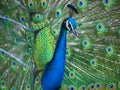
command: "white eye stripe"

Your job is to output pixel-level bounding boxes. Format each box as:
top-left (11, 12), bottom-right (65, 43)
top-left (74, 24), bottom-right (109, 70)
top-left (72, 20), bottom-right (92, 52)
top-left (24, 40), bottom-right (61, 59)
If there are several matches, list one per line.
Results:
top-left (65, 20), bottom-right (74, 32)
top-left (65, 20), bottom-right (71, 32)
top-left (68, 21), bottom-right (74, 31)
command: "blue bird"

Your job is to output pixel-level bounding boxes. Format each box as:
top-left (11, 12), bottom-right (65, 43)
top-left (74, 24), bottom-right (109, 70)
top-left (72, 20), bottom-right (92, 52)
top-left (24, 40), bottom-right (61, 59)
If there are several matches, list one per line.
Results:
top-left (41, 4), bottom-right (78, 90)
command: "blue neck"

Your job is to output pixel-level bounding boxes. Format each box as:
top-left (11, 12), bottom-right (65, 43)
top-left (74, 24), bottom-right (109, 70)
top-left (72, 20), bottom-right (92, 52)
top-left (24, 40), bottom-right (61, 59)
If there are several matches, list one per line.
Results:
top-left (51, 28), bottom-right (67, 68)
top-left (41, 27), bottom-right (67, 90)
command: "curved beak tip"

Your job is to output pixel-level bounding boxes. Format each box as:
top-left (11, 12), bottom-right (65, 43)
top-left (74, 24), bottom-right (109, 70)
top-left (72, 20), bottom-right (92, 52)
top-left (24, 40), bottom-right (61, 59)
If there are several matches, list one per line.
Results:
top-left (72, 30), bottom-right (78, 38)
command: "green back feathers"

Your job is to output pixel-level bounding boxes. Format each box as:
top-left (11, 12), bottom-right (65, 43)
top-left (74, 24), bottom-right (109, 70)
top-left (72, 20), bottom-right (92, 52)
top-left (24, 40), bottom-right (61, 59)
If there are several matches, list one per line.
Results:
top-left (30, 12), bottom-right (54, 75)
top-left (34, 27), bottom-right (54, 73)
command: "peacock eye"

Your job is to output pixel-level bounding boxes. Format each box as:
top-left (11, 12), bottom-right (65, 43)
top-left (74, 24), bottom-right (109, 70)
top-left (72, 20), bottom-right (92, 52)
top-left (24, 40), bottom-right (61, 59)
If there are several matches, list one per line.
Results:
top-left (82, 39), bottom-right (89, 47)
top-left (98, 25), bottom-right (102, 29)
top-left (91, 60), bottom-right (95, 64)
top-left (79, 85), bottom-right (86, 90)
top-left (1, 51), bottom-right (5, 55)
top-left (56, 11), bottom-right (59, 16)
top-left (27, 36), bottom-right (31, 40)
top-left (103, 0), bottom-right (112, 6)
top-left (90, 59), bottom-right (97, 67)
top-left (96, 83), bottom-right (100, 87)
top-left (27, 85), bottom-right (30, 88)
top-left (105, 0), bottom-right (109, 4)
top-left (15, 38), bottom-right (20, 43)
top-left (26, 84), bottom-right (31, 90)
top-left (41, 0), bottom-right (48, 8)
top-left (19, 15), bottom-right (26, 23)
top-left (45, 19), bottom-right (50, 24)
top-left (96, 22), bottom-right (106, 35)
top-left (95, 83), bottom-right (102, 88)
top-left (34, 14), bottom-right (43, 22)
top-left (82, 86), bottom-right (85, 90)
top-left (21, 17), bottom-right (24, 21)
top-left (51, 29), bottom-right (56, 36)
top-left (82, 39), bottom-right (92, 50)
top-left (11, 87), bottom-right (15, 90)
top-left (51, 28), bottom-right (59, 36)
top-left (53, 30), bottom-right (56, 34)
top-left (10, 60), bottom-right (17, 71)
top-left (69, 71), bottom-right (75, 79)
top-left (69, 86), bottom-right (76, 90)
top-left (24, 65), bottom-right (27, 68)
top-left (1, 81), bottom-right (5, 86)
top-left (28, 0), bottom-right (34, 9)
top-left (79, 1), bottom-right (83, 6)
top-left (108, 47), bottom-right (111, 52)
top-left (55, 8), bottom-right (62, 18)
top-left (109, 84), bottom-right (113, 88)
top-left (30, 3), bottom-right (32, 6)
top-left (90, 84), bottom-right (94, 89)
top-left (83, 40), bottom-right (87, 45)
top-left (42, 2), bottom-right (46, 6)
top-left (106, 46), bottom-right (114, 54)
top-left (1, 80), bottom-right (6, 88)
top-left (12, 61), bottom-right (16, 66)
top-left (77, 0), bottom-right (88, 8)
top-left (70, 87), bottom-right (74, 90)
top-left (96, 23), bottom-right (104, 31)
top-left (35, 76), bottom-right (39, 84)
top-left (66, 48), bottom-right (71, 58)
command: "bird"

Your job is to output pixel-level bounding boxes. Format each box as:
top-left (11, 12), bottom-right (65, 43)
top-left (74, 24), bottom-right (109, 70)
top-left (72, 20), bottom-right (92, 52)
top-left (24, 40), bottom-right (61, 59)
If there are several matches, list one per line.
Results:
top-left (0, 0), bottom-right (120, 90)
top-left (41, 4), bottom-right (78, 90)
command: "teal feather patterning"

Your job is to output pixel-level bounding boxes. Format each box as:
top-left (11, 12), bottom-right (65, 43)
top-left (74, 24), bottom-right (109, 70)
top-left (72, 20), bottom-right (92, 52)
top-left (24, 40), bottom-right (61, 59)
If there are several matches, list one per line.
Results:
top-left (0, 0), bottom-right (120, 90)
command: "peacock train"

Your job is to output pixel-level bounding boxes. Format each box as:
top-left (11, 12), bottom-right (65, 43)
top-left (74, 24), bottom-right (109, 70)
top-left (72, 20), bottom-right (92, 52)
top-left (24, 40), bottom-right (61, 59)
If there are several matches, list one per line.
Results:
top-left (0, 0), bottom-right (120, 90)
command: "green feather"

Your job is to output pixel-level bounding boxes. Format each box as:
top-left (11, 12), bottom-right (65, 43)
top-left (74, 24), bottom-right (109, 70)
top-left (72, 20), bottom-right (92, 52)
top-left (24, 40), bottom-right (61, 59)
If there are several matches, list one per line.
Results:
top-left (0, 0), bottom-right (120, 90)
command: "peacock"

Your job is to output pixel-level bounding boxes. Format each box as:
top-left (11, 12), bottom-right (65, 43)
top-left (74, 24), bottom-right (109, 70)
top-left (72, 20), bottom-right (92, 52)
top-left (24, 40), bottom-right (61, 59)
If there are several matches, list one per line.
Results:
top-left (0, 0), bottom-right (120, 90)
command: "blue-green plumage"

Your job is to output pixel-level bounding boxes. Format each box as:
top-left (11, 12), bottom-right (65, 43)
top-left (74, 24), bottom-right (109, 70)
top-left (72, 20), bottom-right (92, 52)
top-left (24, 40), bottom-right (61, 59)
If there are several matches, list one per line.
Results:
top-left (1, 1), bottom-right (120, 90)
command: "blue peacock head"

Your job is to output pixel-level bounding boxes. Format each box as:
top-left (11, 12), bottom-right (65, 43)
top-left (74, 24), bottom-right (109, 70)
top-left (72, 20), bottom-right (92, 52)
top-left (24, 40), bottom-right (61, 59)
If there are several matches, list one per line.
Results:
top-left (65, 18), bottom-right (78, 38)
top-left (62, 4), bottom-right (78, 37)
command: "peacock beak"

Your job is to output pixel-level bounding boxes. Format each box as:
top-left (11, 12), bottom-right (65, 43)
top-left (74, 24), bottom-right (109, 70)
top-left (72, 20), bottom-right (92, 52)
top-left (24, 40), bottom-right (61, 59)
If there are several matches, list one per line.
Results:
top-left (72, 29), bottom-right (78, 38)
